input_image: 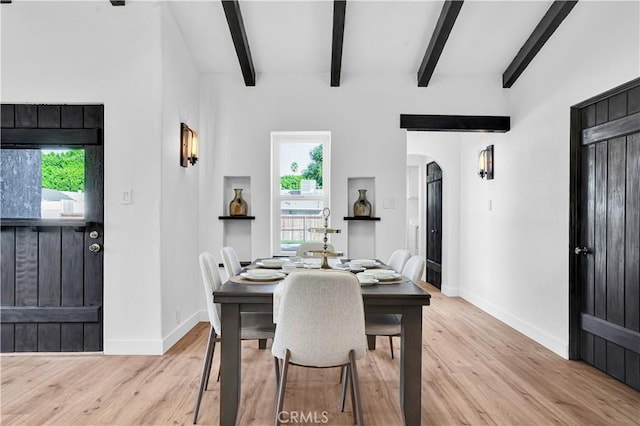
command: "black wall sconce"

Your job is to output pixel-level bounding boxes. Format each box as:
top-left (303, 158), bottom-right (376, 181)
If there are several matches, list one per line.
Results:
top-left (180, 123), bottom-right (198, 167)
top-left (478, 145), bottom-right (494, 180)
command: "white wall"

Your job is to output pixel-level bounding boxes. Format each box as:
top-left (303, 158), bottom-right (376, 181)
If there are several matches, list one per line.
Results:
top-left (458, 1), bottom-right (640, 358)
top-left (407, 133), bottom-right (461, 296)
top-left (1, 2), bottom-right (201, 354)
top-left (159, 6), bottom-right (201, 351)
top-left (199, 73), bottom-right (507, 262)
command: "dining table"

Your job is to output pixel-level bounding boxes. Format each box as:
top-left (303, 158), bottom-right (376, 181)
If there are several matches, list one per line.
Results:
top-left (213, 258), bottom-right (431, 425)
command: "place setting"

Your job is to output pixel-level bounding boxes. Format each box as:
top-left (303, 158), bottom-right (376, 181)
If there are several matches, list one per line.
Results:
top-left (356, 269), bottom-right (407, 286)
top-left (229, 268), bottom-right (286, 284)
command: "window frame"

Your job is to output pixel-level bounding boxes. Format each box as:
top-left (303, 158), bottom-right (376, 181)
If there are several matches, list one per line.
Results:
top-left (270, 131), bottom-right (331, 256)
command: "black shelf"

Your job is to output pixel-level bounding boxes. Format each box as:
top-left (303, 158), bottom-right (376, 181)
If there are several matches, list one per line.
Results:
top-left (218, 215), bottom-right (255, 220)
top-left (343, 216), bottom-right (381, 221)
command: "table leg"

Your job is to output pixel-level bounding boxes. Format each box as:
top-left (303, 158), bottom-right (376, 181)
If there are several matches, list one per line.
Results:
top-left (367, 335), bottom-right (377, 350)
top-left (400, 306), bottom-right (423, 425)
top-left (220, 303), bottom-right (241, 426)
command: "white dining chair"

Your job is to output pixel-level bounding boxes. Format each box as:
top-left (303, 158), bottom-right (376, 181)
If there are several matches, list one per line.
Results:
top-left (364, 255), bottom-right (425, 359)
top-left (387, 249), bottom-right (411, 273)
top-left (402, 255), bottom-right (425, 284)
top-left (295, 241), bottom-right (334, 257)
top-left (220, 246), bottom-right (242, 279)
top-left (272, 270), bottom-right (367, 426)
top-left (193, 252), bottom-right (276, 424)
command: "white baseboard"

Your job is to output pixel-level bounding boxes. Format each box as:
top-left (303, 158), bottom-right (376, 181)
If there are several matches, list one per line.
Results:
top-left (460, 288), bottom-right (568, 359)
top-left (104, 312), bottom-right (209, 355)
top-left (162, 311), bottom-right (202, 353)
top-left (441, 285), bottom-right (459, 297)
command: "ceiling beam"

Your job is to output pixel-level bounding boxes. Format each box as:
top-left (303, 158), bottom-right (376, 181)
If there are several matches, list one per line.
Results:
top-left (417, 0), bottom-right (464, 87)
top-left (222, 0), bottom-right (256, 87)
top-left (400, 114), bottom-right (510, 133)
top-left (502, 1), bottom-right (578, 88)
top-left (110, 0), bottom-right (125, 6)
top-left (331, 1), bottom-right (347, 87)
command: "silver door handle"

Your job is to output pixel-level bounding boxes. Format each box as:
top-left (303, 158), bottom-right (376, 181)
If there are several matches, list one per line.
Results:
top-left (89, 243), bottom-right (102, 253)
top-left (574, 246), bottom-right (590, 255)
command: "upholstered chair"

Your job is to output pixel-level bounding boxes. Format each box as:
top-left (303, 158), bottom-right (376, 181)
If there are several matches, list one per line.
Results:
top-left (387, 249), bottom-right (411, 273)
top-left (193, 252), bottom-right (275, 424)
top-left (220, 246), bottom-right (242, 279)
top-left (272, 270), bottom-right (367, 425)
top-left (295, 241), bottom-right (334, 257)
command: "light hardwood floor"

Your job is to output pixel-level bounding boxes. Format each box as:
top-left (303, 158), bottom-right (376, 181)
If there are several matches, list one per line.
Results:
top-left (2, 284), bottom-right (639, 425)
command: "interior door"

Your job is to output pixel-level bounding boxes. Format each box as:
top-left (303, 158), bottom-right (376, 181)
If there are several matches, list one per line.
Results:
top-left (573, 81), bottom-right (640, 390)
top-left (426, 161), bottom-right (442, 288)
top-left (0, 104), bottom-right (104, 352)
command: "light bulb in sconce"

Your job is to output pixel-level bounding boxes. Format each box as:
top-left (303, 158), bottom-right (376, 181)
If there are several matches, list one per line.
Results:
top-left (180, 123), bottom-right (198, 167)
top-left (477, 145), bottom-right (494, 180)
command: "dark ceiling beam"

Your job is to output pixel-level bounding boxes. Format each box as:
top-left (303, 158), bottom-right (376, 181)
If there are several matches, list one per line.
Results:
top-left (110, 0), bottom-right (125, 6)
top-left (400, 114), bottom-right (510, 133)
top-left (222, 0), bottom-right (256, 87)
top-left (331, 1), bottom-right (346, 87)
top-left (1, 1), bottom-right (13, 4)
top-left (502, 1), bottom-right (578, 88)
top-left (417, 0), bottom-right (464, 87)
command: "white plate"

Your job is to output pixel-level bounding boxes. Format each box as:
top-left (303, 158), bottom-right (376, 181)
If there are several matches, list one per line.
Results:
top-left (241, 272), bottom-right (285, 281)
top-left (350, 259), bottom-right (380, 268)
top-left (257, 261), bottom-right (288, 269)
top-left (356, 273), bottom-right (379, 286)
top-left (362, 270), bottom-right (400, 280)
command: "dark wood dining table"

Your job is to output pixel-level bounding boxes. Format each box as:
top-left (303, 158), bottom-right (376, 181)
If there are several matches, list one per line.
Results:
top-left (213, 261), bottom-right (431, 425)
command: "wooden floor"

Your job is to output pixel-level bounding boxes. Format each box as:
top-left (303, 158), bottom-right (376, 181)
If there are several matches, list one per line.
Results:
top-left (2, 284), bottom-right (639, 425)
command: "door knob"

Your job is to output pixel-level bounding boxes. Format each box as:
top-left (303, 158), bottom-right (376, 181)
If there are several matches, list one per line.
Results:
top-left (574, 246), bottom-right (590, 256)
top-left (89, 243), bottom-right (102, 253)
top-left (431, 229), bottom-right (438, 234)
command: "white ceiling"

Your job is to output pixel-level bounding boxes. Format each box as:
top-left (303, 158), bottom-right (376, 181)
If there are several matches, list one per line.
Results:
top-left (169, 0), bottom-right (554, 79)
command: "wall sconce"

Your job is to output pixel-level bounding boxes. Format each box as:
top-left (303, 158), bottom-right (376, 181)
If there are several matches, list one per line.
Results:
top-left (180, 122), bottom-right (198, 167)
top-left (478, 145), bottom-right (494, 180)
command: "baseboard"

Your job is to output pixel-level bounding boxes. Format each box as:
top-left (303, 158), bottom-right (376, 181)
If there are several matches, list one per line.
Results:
top-left (104, 339), bottom-right (164, 355)
top-left (441, 285), bottom-right (459, 297)
top-left (460, 288), bottom-right (568, 359)
top-left (103, 311), bottom-right (209, 355)
top-left (162, 311), bottom-right (202, 353)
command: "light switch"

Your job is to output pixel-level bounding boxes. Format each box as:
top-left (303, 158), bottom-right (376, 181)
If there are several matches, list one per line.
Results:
top-left (488, 199), bottom-right (493, 211)
top-left (383, 197), bottom-right (396, 209)
top-left (121, 189), bottom-right (132, 205)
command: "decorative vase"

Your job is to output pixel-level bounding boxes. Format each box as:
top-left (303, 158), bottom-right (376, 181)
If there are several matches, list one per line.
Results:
top-left (353, 189), bottom-right (372, 217)
top-left (229, 188), bottom-right (248, 216)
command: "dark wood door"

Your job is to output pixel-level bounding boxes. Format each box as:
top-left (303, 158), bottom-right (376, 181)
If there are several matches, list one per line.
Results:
top-left (426, 161), bottom-right (442, 288)
top-left (572, 80), bottom-right (640, 390)
top-left (1, 104), bottom-right (104, 352)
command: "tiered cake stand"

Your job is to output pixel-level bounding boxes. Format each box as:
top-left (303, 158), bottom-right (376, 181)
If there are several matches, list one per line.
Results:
top-left (306, 207), bottom-right (343, 269)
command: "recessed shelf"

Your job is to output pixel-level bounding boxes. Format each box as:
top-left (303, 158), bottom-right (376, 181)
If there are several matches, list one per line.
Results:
top-left (218, 216), bottom-right (255, 220)
top-left (343, 217), bottom-right (381, 221)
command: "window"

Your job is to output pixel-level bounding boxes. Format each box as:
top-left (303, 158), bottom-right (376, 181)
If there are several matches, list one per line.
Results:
top-left (271, 132), bottom-right (330, 255)
top-left (0, 148), bottom-right (85, 219)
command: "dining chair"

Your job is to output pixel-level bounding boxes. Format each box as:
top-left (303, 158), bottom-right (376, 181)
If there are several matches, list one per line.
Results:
top-left (220, 246), bottom-right (242, 279)
top-left (387, 249), bottom-right (411, 273)
top-left (364, 255), bottom-right (425, 359)
top-left (272, 270), bottom-right (367, 426)
top-left (295, 241), bottom-right (334, 257)
top-left (193, 252), bottom-right (276, 424)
